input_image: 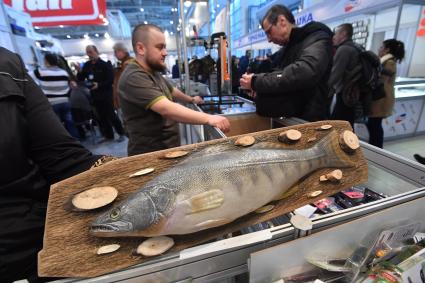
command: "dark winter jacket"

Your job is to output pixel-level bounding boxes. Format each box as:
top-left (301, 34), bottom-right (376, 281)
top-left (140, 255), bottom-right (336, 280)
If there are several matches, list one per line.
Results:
top-left (77, 58), bottom-right (114, 102)
top-left (0, 47), bottom-right (99, 282)
top-left (328, 39), bottom-right (361, 96)
top-left (252, 21), bottom-right (333, 121)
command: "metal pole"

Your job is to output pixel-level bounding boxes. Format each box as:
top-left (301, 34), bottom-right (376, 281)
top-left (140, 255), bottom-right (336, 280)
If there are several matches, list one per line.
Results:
top-left (179, 0), bottom-right (191, 96)
top-left (393, 0), bottom-right (404, 39)
top-left (174, 1), bottom-right (183, 88)
top-left (207, 0), bottom-right (211, 55)
top-left (226, 0), bottom-right (232, 95)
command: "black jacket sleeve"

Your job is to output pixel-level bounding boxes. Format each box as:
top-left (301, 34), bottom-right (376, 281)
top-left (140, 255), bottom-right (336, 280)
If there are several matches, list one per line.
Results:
top-left (97, 61), bottom-right (114, 91)
top-left (1, 49), bottom-right (99, 186)
top-left (252, 37), bottom-right (332, 95)
top-left (24, 72), bottom-right (100, 184)
top-left (328, 44), bottom-right (359, 94)
top-left (0, 47), bottom-right (105, 282)
top-left (77, 62), bottom-right (89, 82)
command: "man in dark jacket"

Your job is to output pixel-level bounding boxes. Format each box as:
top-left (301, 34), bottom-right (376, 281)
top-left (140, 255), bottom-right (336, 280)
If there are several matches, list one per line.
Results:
top-left (328, 23), bottom-right (361, 127)
top-left (0, 47), bottom-right (102, 282)
top-left (238, 50), bottom-right (251, 75)
top-left (240, 5), bottom-right (333, 121)
top-left (77, 45), bottom-right (125, 142)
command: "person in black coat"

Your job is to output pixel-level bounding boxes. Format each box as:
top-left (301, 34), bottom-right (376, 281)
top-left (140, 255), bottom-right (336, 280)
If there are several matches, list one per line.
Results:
top-left (171, 59), bottom-right (180, 79)
top-left (238, 50), bottom-right (251, 75)
top-left (329, 23), bottom-right (361, 128)
top-left (0, 47), bottom-right (103, 282)
top-left (240, 4), bottom-right (333, 122)
top-left (76, 45), bottom-right (125, 142)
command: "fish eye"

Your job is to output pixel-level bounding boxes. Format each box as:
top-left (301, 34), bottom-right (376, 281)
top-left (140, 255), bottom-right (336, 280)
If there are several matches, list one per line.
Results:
top-left (110, 208), bottom-right (120, 219)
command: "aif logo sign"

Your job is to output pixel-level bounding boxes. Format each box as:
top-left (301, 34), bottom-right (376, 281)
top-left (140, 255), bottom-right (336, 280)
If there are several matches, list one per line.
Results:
top-left (6, 0), bottom-right (73, 10)
top-left (3, 0), bottom-right (107, 26)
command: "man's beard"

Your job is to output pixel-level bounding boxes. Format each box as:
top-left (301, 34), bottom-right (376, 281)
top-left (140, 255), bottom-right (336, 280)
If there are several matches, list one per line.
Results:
top-left (146, 56), bottom-right (166, 72)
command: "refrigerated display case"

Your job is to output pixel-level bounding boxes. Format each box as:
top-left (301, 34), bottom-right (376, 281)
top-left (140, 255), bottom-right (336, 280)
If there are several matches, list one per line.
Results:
top-left (249, 194), bottom-right (425, 283)
top-left (53, 116), bottom-right (425, 283)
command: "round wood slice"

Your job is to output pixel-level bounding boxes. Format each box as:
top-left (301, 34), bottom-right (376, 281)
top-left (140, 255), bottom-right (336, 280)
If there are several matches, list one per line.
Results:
top-left (129, 167), bottom-right (155, 178)
top-left (326, 169), bottom-right (343, 182)
top-left (71, 186), bottom-right (118, 211)
top-left (136, 236), bottom-right (174, 257)
top-left (339, 130), bottom-right (360, 153)
top-left (290, 214), bottom-right (313, 231)
top-left (234, 135), bottom-right (255, 147)
top-left (96, 244), bottom-right (120, 255)
top-left (164, 150), bottom-right (189, 159)
top-left (317, 124), bottom-right (333, 130)
top-left (308, 190), bottom-right (323, 198)
top-left (278, 129), bottom-right (302, 143)
top-left (319, 175), bottom-right (328, 182)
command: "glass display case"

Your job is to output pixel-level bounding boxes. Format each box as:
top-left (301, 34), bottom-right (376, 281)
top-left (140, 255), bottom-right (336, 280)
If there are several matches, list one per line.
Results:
top-left (356, 78), bottom-right (425, 141)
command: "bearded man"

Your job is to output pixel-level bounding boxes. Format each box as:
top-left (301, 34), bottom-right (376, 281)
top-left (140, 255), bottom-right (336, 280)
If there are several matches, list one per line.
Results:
top-left (118, 24), bottom-right (230, 155)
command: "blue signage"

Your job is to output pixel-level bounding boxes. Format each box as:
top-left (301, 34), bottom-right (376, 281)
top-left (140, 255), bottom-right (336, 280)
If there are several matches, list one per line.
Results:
top-left (248, 30), bottom-right (266, 43)
top-left (295, 12), bottom-right (314, 26)
top-left (233, 29), bottom-right (267, 49)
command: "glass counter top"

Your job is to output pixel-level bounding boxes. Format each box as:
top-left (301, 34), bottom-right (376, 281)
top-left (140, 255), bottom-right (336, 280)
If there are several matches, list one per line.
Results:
top-left (200, 95), bottom-right (257, 115)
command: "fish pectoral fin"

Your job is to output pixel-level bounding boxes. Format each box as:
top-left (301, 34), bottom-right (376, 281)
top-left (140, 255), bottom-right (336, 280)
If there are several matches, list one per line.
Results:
top-left (273, 183), bottom-right (300, 201)
top-left (195, 218), bottom-right (230, 229)
top-left (186, 189), bottom-right (224, 214)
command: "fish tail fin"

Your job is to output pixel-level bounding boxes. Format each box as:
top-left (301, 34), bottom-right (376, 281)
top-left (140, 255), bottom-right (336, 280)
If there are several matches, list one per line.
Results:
top-left (313, 130), bottom-right (357, 168)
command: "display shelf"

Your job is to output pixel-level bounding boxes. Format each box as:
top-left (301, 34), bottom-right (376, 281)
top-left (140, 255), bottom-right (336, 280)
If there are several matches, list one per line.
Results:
top-left (249, 196), bottom-right (425, 283)
top-left (356, 78), bottom-right (425, 140)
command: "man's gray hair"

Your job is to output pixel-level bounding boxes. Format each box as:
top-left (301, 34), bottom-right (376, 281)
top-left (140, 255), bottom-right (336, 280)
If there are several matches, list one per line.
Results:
top-left (113, 42), bottom-right (128, 52)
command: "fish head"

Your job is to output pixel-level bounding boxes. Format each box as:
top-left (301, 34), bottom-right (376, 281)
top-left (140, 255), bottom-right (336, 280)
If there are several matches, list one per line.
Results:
top-left (90, 190), bottom-right (157, 237)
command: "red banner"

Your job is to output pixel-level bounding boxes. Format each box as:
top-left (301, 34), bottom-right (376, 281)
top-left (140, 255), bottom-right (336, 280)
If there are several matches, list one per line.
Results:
top-left (417, 9), bottom-right (425, 37)
top-left (3, 0), bottom-right (107, 27)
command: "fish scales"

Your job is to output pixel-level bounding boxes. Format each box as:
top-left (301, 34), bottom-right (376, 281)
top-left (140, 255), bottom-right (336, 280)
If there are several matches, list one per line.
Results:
top-left (91, 131), bottom-right (355, 237)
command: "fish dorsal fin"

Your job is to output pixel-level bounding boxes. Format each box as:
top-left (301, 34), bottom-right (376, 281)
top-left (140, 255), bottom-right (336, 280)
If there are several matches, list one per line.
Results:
top-left (181, 143), bottom-right (232, 163)
top-left (251, 141), bottom-right (293, 150)
top-left (198, 143), bottom-right (233, 156)
top-left (186, 189), bottom-right (224, 214)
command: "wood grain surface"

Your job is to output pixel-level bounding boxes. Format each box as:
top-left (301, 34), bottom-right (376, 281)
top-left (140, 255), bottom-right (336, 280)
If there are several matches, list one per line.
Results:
top-left (38, 120), bottom-right (368, 278)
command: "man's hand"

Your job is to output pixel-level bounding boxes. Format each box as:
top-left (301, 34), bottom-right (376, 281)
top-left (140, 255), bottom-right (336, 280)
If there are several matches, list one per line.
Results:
top-left (70, 80), bottom-right (78, 89)
top-left (248, 90), bottom-right (257, 99)
top-left (207, 115), bottom-right (231, 133)
top-left (91, 82), bottom-right (99, 90)
top-left (72, 62), bottom-right (81, 72)
top-left (240, 73), bottom-right (254, 90)
top-left (192, 96), bottom-right (204, 105)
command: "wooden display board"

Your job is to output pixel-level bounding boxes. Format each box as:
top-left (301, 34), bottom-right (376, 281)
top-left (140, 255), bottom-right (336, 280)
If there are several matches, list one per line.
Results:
top-left (38, 120), bottom-right (368, 278)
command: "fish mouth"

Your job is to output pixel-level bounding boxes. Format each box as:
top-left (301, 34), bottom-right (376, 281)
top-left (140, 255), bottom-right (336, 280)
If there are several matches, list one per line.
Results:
top-left (90, 221), bottom-right (133, 236)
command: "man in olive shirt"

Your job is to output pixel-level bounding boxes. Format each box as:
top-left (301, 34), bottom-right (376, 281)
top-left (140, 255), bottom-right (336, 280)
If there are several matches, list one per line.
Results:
top-left (119, 24), bottom-right (230, 155)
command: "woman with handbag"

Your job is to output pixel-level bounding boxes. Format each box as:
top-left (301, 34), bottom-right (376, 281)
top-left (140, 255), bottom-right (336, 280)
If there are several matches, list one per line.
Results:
top-left (367, 39), bottom-right (405, 148)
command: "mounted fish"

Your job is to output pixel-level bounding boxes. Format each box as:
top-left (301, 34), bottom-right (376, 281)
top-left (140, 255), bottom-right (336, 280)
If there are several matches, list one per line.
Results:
top-left (90, 130), bottom-right (356, 237)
